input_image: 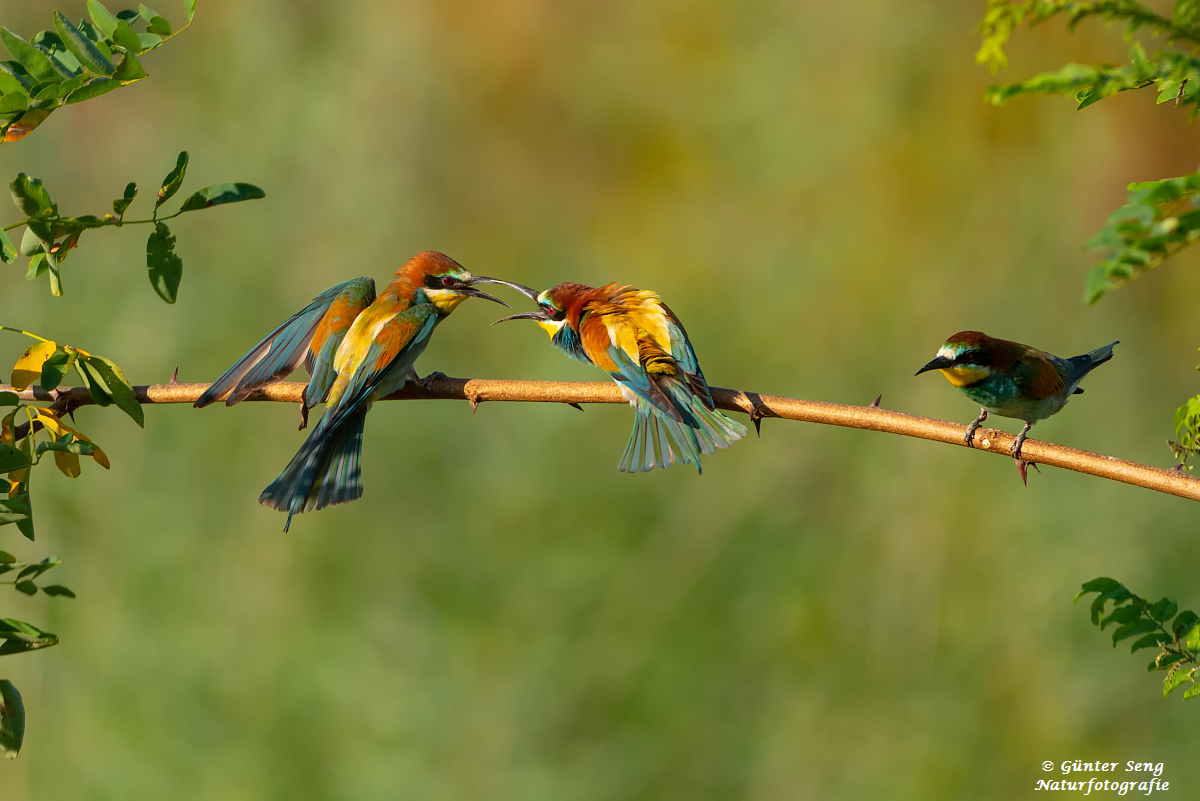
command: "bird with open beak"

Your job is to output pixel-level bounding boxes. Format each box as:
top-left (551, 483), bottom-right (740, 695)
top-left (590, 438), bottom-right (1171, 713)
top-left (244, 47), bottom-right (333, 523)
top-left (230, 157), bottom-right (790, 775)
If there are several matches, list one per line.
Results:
top-left (496, 280), bottom-right (746, 473)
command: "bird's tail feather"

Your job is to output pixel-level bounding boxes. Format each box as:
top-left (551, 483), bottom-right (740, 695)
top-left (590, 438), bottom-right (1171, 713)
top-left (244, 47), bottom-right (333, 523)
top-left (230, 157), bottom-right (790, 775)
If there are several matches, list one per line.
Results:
top-left (1067, 340), bottom-right (1119, 381)
top-left (617, 377), bottom-right (747, 474)
top-left (259, 409), bottom-right (367, 531)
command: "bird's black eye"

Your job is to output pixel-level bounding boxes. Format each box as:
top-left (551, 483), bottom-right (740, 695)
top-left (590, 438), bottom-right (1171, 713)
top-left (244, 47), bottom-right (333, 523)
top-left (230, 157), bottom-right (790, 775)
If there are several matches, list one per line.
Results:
top-left (961, 351), bottom-right (977, 364)
top-left (441, 275), bottom-right (455, 287)
top-left (542, 303), bottom-right (565, 321)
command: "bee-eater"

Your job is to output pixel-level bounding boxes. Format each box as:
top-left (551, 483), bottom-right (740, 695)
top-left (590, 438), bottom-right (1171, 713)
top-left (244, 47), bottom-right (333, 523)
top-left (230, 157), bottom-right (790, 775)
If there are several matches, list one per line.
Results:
top-left (916, 330), bottom-right (1118, 469)
top-left (202, 251), bottom-right (523, 530)
top-left (194, 276), bottom-right (377, 429)
top-left (496, 281), bottom-right (746, 473)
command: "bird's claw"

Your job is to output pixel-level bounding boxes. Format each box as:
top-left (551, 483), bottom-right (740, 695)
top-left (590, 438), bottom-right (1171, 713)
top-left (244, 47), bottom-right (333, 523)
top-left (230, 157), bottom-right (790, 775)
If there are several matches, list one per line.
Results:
top-left (414, 370), bottom-right (446, 393)
top-left (964, 409), bottom-right (988, 448)
top-left (1015, 459), bottom-right (1040, 486)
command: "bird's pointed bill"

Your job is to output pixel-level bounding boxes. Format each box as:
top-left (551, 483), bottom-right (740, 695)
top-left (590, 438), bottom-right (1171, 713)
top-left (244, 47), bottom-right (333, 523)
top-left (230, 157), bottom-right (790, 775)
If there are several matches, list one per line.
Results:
top-left (492, 309), bottom-right (550, 325)
top-left (916, 355), bottom-right (953, 376)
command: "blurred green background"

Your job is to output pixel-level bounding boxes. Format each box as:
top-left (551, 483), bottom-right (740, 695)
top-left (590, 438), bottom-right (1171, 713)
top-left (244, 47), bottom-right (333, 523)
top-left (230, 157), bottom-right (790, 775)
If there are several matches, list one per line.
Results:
top-left (2, 1), bottom-right (1199, 798)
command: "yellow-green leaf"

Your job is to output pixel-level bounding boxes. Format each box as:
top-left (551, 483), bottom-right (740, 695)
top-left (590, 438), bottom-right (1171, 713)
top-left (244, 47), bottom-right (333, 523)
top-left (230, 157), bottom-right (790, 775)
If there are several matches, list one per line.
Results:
top-left (10, 340), bottom-right (56, 391)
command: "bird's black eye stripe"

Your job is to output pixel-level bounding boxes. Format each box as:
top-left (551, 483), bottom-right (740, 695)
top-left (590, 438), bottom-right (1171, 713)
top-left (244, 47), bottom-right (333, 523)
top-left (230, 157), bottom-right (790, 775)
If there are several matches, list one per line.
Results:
top-left (542, 303), bottom-right (565, 322)
top-left (960, 351), bottom-right (978, 365)
top-left (425, 274), bottom-right (460, 289)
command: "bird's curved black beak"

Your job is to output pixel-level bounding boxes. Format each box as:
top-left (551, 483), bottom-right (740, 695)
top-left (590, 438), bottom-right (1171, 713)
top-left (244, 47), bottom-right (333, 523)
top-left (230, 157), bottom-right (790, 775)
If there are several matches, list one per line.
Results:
top-left (915, 355), bottom-right (953, 376)
top-left (492, 308), bottom-right (550, 325)
top-left (460, 275), bottom-right (534, 308)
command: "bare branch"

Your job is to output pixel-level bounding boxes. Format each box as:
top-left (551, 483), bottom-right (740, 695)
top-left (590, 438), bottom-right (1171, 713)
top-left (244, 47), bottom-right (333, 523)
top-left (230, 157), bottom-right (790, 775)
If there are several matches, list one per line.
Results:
top-left (4, 377), bottom-right (1198, 503)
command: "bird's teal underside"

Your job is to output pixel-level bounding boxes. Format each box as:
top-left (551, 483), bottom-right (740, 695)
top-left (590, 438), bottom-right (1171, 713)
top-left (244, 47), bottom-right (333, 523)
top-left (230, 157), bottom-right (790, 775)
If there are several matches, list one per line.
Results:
top-left (551, 324), bottom-right (590, 364)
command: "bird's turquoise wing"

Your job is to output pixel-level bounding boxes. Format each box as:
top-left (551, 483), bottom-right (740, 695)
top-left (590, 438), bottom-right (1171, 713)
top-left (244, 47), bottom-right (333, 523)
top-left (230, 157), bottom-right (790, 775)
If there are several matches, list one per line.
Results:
top-left (303, 277), bottom-right (377, 407)
top-left (195, 277), bottom-right (375, 409)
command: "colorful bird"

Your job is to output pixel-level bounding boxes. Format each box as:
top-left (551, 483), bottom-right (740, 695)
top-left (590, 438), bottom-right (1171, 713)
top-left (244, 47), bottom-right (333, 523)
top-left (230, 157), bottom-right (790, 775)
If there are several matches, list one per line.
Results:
top-left (496, 281), bottom-right (746, 473)
top-left (201, 251), bottom-right (524, 530)
top-left (194, 276), bottom-right (377, 430)
top-left (916, 330), bottom-right (1118, 478)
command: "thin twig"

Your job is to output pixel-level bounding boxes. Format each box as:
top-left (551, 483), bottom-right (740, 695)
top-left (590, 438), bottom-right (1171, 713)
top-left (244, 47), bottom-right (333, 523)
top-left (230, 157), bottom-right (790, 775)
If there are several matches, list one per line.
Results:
top-left (3, 377), bottom-right (1199, 503)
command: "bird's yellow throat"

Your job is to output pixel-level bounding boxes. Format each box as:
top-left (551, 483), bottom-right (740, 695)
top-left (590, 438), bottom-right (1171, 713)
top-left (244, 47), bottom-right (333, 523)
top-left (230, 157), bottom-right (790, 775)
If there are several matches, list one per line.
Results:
top-left (424, 289), bottom-right (469, 313)
top-left (939, 365), bottom-right (990, 388)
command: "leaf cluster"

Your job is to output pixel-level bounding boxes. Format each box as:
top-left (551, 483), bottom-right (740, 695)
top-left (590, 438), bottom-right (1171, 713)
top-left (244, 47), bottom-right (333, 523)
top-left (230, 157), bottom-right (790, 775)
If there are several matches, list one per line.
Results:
top-left (1077, 578), bottom-right (1200, 701)
top-left (0, 1), bottom-right (195, 143)
top-left (1082, 170), bottom-right (1200, 303)
top-left (1, 152), bottom-right (264, 301)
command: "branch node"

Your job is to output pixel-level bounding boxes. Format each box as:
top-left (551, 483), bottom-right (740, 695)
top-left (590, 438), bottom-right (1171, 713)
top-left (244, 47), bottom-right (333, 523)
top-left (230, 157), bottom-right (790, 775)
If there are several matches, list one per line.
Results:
top-left (868, 394), bottom-right (882, 408)
top-left (567, 402), bottom-right (585, 412)
top-left (169, 365), bottom-right (180, 384)
top-left (749, 405), bottom-right (769, 437)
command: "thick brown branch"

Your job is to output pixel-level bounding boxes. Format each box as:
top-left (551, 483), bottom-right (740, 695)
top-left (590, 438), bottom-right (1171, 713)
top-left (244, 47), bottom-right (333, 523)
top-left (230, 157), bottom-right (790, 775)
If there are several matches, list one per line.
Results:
top-left (4, 377), bottom-right (1198, 502)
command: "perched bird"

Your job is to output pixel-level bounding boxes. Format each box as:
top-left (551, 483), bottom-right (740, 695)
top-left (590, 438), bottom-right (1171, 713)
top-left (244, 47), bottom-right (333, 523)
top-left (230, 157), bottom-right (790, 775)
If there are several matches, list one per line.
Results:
top-left (496, 281), bottom-right (746, 473)
top-left (195, 277), bottom-right (377, 430)
top-left (915, 330), bottom-right (1118, 477)
top-left (201, 251), bottom-right (524, 530)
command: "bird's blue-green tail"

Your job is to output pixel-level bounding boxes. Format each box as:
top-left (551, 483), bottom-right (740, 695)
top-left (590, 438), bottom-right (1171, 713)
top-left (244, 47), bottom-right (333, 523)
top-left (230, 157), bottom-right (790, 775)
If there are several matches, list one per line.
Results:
top-left (1067, 340), bottom-right (1119, 383)
top-left (618, 378), bottom-right (747, 474)
top-left (259, 409), bottom-right (367, 531)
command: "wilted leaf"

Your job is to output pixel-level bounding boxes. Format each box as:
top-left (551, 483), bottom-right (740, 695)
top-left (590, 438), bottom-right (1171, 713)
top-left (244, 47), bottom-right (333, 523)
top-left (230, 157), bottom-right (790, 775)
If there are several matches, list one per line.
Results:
top-left (156, 151), bottom-right (188, 207)
top-left (178, 183), bottom-right (265, 212)
top-left (52, 450), bottom-right (80, 478)
top-left (53, 11), bottom-right (115, 75)
top-left (146, 221), bottom-right (181, 303)
top-left (10, 339), bottom-right (57, 391)
top-left (0, 680), bottom-right (25, 758)
top-left (0, 229), bottom-right (14, 263)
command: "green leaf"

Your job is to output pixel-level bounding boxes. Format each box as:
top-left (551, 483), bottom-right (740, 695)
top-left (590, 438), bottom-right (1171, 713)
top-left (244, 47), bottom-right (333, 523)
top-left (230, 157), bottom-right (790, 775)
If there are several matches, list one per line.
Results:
top-left (8, 174), bottom-right (55, 218)
top-left (1112, 619), bottom-right (1158, 645)
top-left (0, 445), bottom-right (30, 474)
top-left (16, 557), bottom-right (59, 583)
top-left (113, 182), bottom-right (137, 217)
top-left (1149, 597), bottom-right (1179, 623)
top-left (1173, 610), bottom-right (1199, 637)
top-left (1184, 684), bottom-right (1200, 700)
top-left (0, 92), bottom-right (28, 114)
top-left (25, 253), bottom-right (46, 281)
top-left (146, 222), bottom-right (182, 303)
top-left (0, 392), bottom-right (18, 406)
top-left (110, 19), bottom-right (142, 53)
top-left (1164, 667), bottom-right (1194, 696)
top-left (39, 351), bottom-right (72, 392)
top-left (185, 0), bottom-right (197, 22)
top-left (65, 76), bottom-right (119, 105)
top-left (0, 680), bottom-right (25, 758)
top-left (32, 75), bottom-right (84, 101)
top-left (53, 11), bottom-right (115, 75)
top-left (75, 358), bottom-right (112, 408)
top-left (13, 582), bottom-right (35, 596)
top-left (1130, 632), bottom-right (1169, 653)
top-left (139, 4), bottom-right (163, 22)
top-left (178, 183), bottom-right (265, 212)
top-left (146, 16), bottom-right (173, 36)
top-left (0, 229), bottom-right (14, 263)
top-left (1187, 623), bottom-right (1200, 652)
top-left (136, 33), bottom-right (162, 51)
top-left (157, 151), bottom-right (188, 207)
top-left (111, 49), bottom-right (147, 82)
top-left (87, 0), bottom-right (121, 38)
top-left (1176, 0), bottom-right (1200, 27)
top-left (1076, 577), bottom-right (1120, 601)
top-left (84, 355), bottom-right (144, 427)
top-left (1149, 652), bottom-right (1187, 671)
top-left (0, 29), bottom-right (62, 85)
top-left (0, 552), bottom-right (13, 563)
top-left (0, 618), bottom-right (58, 654)
top-left (40, 585), bottom-right (75, 599)
top-left (0, 65), bottom-right (27, 95)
